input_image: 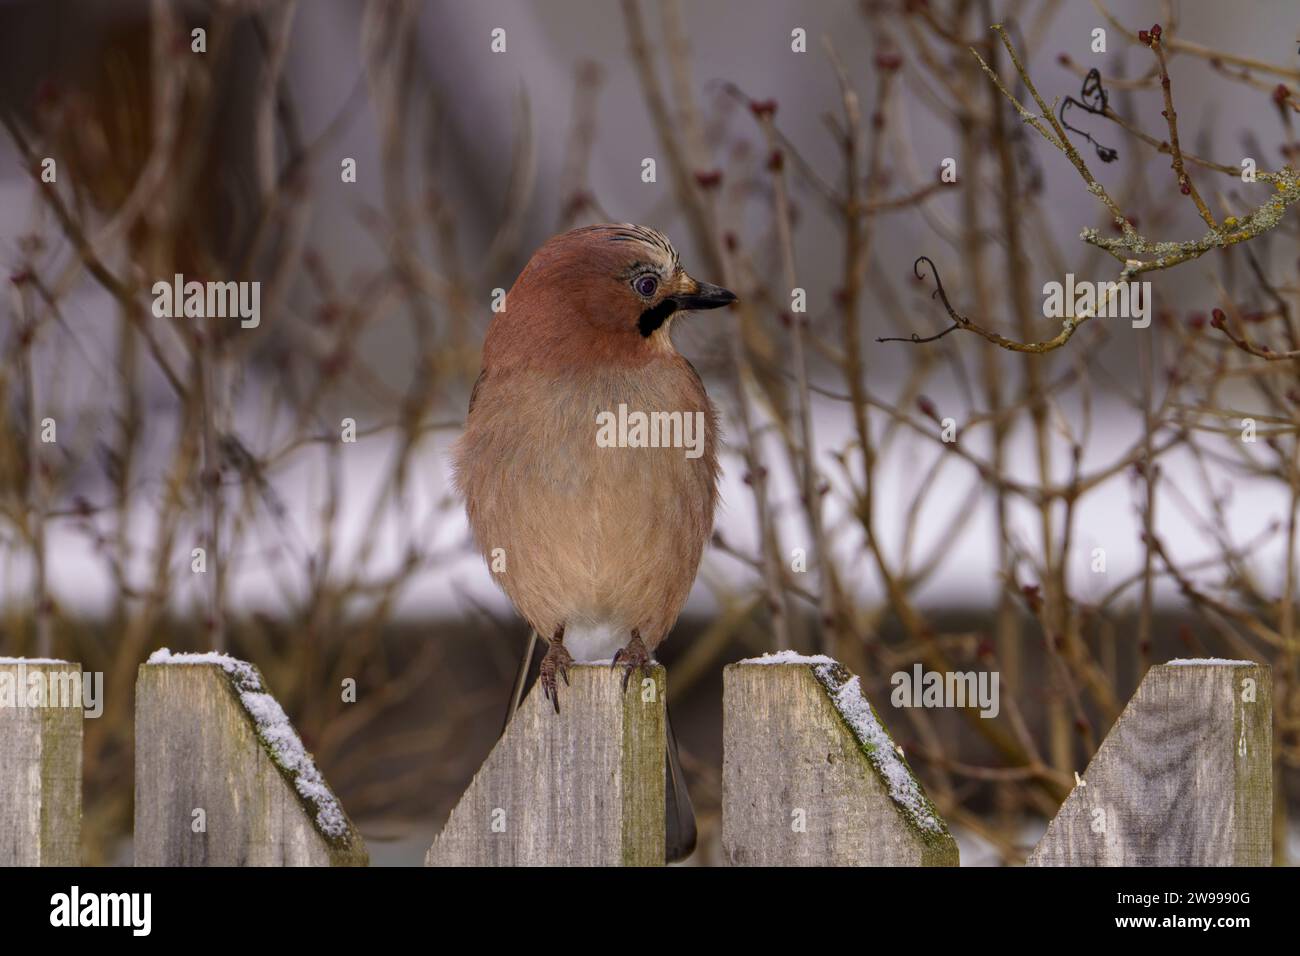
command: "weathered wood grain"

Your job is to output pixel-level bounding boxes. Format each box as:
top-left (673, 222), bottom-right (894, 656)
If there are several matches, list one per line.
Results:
top-left (1029, 661), bottom-right (1271, 866)
top-left (134, 659), bottom-right (367, 866)
top-left (426, 664), bottom-right (665, 866)
top-left (0, 661), bottom-right (83, 865)
top-left (722, 659), bottom-right (959, 866)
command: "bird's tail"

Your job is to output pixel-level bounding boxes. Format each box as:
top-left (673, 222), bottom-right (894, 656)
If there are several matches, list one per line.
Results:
top-left (664, 704), bottom-right (698, 863)
top-left (501, 628), bottom-right (539, 735)
top-left (501, 629), bottom-right (698, 863)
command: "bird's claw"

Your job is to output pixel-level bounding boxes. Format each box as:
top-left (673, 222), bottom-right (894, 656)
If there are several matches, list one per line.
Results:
top-left (540, 641), bottom-right (573, 714)
top-left (611, 632), bottom-right (652, 693)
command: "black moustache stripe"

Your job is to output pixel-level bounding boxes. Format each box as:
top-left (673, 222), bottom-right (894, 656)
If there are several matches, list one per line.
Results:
top-left (637, 298), bottom-right (679, 337)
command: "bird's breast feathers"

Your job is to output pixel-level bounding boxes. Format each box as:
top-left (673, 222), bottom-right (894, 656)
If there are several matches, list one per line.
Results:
top-left (459, 358), bottom-right (718, 496)
top-left (454, 358), bottom-right (719, 647)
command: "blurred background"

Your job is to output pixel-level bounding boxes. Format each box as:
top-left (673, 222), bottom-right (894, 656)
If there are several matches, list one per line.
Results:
top-left (2, 0), bottom-right (1299, 864)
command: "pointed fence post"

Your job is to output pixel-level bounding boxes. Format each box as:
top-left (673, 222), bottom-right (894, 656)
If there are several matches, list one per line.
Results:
top-left (722, 654), bottom-right (959, 866)
top-left (134, 650), bottom-right (368, 866)
top-left (426, 664), bottom-right (666, 866)
top-left (1029, 659), bottom-right (1271, 866)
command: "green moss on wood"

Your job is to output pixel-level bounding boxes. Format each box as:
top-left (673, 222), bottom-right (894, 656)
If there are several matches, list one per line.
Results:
top-left (810, 661), bottom-right (957, 857)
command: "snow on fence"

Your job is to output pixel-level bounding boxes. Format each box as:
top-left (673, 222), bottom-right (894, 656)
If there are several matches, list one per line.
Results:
top-left (722, 654), bottom-right (960, 865)
top-left (134, 651), bottom-right (368, 866)
top-left (0, 652), bottom-right (1274, 867)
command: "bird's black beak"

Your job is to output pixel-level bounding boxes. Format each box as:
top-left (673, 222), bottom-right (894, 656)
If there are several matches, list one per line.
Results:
top-left (672, 280), bottom-right (737, 311)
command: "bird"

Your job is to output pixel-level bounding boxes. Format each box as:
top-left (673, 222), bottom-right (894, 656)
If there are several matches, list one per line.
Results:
top-left (452, 222), bottom-right (734, 860)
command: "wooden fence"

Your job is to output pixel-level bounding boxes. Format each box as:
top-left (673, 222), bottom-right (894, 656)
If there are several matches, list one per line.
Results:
top-left (0, 653), bottom-right (1272, 866)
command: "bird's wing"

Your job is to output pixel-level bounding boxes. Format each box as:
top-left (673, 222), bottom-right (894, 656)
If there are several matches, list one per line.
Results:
top-left (467, 368), bottom-right (487, 417)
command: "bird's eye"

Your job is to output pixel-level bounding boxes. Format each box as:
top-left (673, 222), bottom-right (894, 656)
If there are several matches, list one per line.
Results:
top-left (634, 274), bottom-right (659, 297)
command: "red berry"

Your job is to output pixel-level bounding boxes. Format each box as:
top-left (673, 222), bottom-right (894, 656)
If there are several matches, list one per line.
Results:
top-left (1021, 584), bottom-right (1042, 612)
top-left (694, 169), bottom-right (722, 189)
top-left (874, 51), bottom-right (902, 72)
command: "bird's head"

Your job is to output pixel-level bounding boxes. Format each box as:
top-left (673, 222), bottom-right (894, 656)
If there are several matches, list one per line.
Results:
top-left (490, 223), bottom-right (736, 366)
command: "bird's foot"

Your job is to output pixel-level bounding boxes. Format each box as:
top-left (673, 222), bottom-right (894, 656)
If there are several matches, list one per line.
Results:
top-left (539, 638), bottom-right (572, 714)
top-left (611, 631), bottom-right (653, 693)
